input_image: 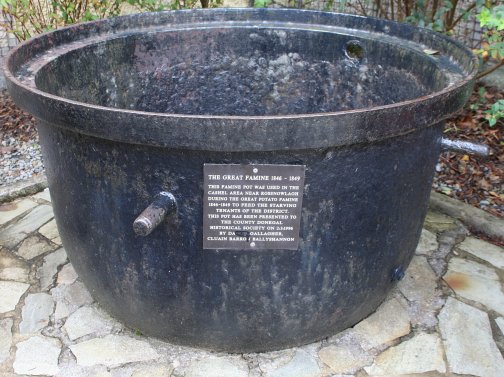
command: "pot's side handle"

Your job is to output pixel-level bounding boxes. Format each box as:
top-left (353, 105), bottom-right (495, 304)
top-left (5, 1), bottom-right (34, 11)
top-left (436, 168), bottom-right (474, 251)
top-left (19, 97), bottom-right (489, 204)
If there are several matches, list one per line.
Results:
top-left (133, 192), bottom-right (177, 236)
top-left (441, 138), bottom-right (490, 156)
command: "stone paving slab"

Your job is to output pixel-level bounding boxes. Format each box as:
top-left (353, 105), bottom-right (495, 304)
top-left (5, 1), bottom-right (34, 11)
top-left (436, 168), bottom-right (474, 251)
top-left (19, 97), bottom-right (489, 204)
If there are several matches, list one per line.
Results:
top-left (13, 336), bottom-right (61, 376)
top-left (1, 193), bottom-right (504, 376)
top-left (443, 257), bottom-right (504, 315)
top-left (439, 298), bottom-right (504, 377)
top-left (459, 236), bottom-right (504, 269)
top-left (0, 281), bottom-right (29, 313)
top-left (0, 199), bottom-right (37, 226)
top-left (0, 318), bottom-right (13, 363)
top-left (19, 293), bottom-right (54, 334)
top-left (364, 332), bottom-right (446, 375)
top-left (0, 204), bottom-right (53, 248)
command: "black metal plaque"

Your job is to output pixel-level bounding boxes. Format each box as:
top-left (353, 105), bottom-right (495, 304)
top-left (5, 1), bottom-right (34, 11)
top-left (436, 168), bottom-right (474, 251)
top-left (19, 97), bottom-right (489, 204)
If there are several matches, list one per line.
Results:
top-left (203, 164), bottom-right (306, 250)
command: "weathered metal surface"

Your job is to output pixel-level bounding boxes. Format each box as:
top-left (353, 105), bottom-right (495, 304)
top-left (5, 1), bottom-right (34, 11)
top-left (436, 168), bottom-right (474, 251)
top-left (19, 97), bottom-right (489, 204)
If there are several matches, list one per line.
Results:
top-left (133, 192), bottom-right (177, 236)
top-left (4, 9), bottom-right (477, 152)
top-left (37, 120), bottom-right (443, 352)
top-left (4, 9), bottom-right (478, 352)
top-left (441, 138), bottom-right (490, 156)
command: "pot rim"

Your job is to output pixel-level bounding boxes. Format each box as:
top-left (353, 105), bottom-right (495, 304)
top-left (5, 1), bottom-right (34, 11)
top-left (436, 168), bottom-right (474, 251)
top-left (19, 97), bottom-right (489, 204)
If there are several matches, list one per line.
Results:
top-left (4, 8), bottom-right (478, 151)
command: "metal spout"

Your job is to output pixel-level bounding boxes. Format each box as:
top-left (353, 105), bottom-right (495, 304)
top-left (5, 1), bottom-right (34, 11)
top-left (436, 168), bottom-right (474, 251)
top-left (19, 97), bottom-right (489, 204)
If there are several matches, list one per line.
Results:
top-left (441, 138), bottom-right (490, 156)
top-left (133, 192), bottom-right (177, 236)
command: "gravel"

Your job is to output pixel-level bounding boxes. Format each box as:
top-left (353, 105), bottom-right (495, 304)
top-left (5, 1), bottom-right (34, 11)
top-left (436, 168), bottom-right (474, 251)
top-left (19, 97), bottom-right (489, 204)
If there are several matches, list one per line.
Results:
top-left (1, 88), bottom-right (43, 187)
top-left (0, 135), bottom-right (45, 186)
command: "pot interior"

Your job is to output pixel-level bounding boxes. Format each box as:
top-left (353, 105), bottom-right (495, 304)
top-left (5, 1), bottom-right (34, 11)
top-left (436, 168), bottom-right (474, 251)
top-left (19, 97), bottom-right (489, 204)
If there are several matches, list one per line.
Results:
top-left (35, 27), bottom-right (447, 116)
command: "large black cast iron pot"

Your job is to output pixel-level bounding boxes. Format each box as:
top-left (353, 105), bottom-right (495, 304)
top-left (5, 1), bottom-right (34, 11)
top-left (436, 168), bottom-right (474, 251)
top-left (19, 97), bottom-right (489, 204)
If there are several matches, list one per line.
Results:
top-left (5, 9), bottom-right (481, 352)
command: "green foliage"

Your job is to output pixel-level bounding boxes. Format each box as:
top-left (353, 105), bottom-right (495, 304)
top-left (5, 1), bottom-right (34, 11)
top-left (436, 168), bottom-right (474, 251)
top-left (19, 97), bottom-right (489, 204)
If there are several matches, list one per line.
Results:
top-left (168, 0), bottom-right (223, 10)
top-left (478, 4), bottom-right (504, 30)
top-left (395, 0), bottom-right (487, 34)
top-left (323, 0), bottom-right (335, 12)
top-left (477, 5), bottom-right (504, 62)
top-left (253, 0), bottom-right (271, 8)
top-left (352, 0), bottom-right (502, 66)
top-left (470, 86), bottom-right (488, 111)
top-left (468, 87), bottom-right (503, 127)
top-left (1, 0), bottom-right (127, 40)
top-left (1, 0), bottom-right (222, 41)
top-left (332, 1), bottom-right (490, 36)
top-left (485, 99), bottom-right (504, 127)
top-left (128, 0), bottom-right (167, 12)
top-left (406, 0), bottom-right (450, 32)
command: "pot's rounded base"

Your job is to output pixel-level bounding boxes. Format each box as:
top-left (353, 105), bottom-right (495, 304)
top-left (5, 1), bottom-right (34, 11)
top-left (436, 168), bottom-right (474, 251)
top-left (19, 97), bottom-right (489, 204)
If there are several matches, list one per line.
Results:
top-left (38, 121), bottom-right (441, 352)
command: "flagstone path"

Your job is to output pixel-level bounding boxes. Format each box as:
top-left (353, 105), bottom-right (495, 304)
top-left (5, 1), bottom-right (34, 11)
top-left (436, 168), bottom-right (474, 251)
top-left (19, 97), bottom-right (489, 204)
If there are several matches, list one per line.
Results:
top-left (1, 189), bottom-right (503, 376)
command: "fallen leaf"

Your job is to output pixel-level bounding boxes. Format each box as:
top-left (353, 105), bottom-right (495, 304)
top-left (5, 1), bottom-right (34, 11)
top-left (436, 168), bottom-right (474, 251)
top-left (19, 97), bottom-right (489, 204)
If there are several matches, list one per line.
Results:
top-left (424, 48), bottom-right (440, 55)
top-left (478, 178), bottom-right (492, 190)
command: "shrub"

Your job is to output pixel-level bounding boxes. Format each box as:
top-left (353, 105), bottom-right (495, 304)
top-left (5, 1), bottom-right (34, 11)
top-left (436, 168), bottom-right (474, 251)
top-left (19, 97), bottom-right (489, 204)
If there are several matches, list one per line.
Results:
top-left (0, 0), bottom-right (222, 41)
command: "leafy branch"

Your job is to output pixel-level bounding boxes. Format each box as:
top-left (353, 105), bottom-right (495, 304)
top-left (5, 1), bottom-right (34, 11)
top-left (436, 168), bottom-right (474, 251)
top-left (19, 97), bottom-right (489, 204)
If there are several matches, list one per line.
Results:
top-left (0, 0), bottom-right (222, 41)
